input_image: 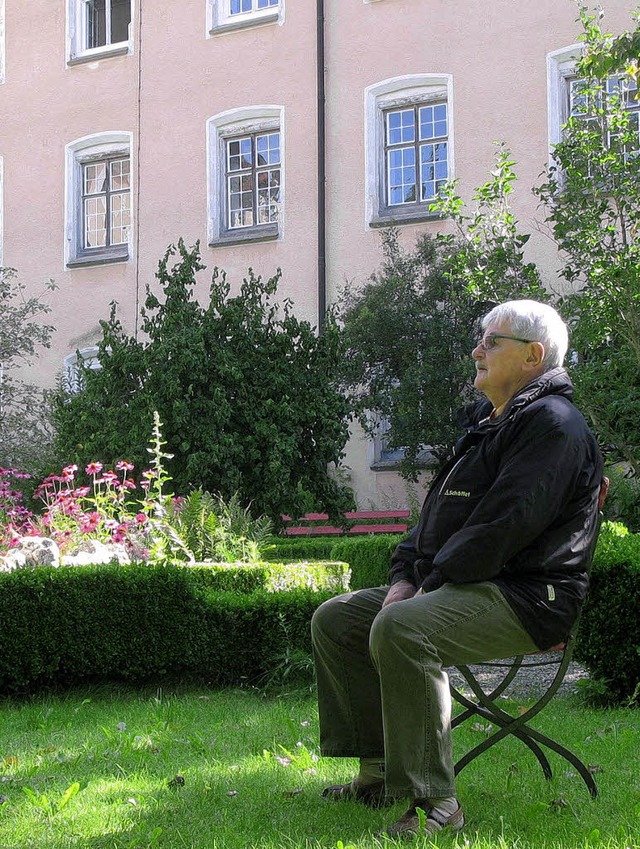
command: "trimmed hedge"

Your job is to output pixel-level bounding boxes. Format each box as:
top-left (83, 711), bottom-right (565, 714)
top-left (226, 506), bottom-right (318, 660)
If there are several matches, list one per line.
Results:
top-left (0, 561), bottom-right (340, 693)
top-left (265, 533), bottom-right (401, 589)
top-left (185, 560), bottom-right (349, 593)
top-left (575, 522), bottom-right (640, 705)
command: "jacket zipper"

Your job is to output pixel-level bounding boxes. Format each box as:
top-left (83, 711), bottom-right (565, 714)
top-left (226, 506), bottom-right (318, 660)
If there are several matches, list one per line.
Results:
top-left (438, 451), bottom-right (472, 496)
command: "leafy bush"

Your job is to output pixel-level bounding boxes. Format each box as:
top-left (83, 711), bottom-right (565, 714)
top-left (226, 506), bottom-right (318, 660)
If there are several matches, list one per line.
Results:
top-left (264, 534), bottom-right (401, 590)
top-left (535, 10), bottom-right (640, 473)
top-left (601, 465), bottom-right (640, 533)
top-left (339, 149), bottom-right (547, 477)
top-left (0, 268), bottom-right (57, 473)
top-left (575, 522), bottom-right (640, 705)
top-left (52, 240), bottom-right (354, 524)
top-left (0, 561), bottom-right (341, 693)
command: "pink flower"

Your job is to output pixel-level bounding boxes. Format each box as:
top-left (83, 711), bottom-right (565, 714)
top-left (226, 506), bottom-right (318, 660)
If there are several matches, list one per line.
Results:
top-left (116, 460), bottom-right (135, 471)
top-left (85, 462), bottom-right (103, 475)
top-left (102, 471), bottom-right (119, 485)
top-left (135, 513), bottom-right (148, 525)
top-left (74, 486), bottom-right (91, 497)
top-left (61, 464), bottom-right (78, 481)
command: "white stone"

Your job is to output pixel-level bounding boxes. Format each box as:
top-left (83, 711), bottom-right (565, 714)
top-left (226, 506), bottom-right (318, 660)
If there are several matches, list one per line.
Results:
top-left (62, 539), bottom-right (131, 566)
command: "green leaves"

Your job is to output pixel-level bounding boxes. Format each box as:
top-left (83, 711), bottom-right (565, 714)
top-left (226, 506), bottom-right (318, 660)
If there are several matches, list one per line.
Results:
top-left (53, 241), bottom-right (353, 523)
top-left (535, 9), bottom-right (640, 472)
top-left (340, 148), bottom-right (546, 478)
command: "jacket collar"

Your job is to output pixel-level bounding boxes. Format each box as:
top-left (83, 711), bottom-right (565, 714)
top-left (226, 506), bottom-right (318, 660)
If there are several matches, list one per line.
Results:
top-left (459, 367), bottom-right (574, 432)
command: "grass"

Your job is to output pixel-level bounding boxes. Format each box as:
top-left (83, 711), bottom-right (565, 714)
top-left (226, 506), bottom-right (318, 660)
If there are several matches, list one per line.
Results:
top-left (0, 683), bottom-right (637, 849)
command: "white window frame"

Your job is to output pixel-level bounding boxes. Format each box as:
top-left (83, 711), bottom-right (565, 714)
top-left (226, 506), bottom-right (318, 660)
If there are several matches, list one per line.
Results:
top-left (548, 44), bottom-right (640, 158)
top-left (207, 0), bottom-right (283, 36)
top-left (207, 106), bottom-right (284, 246)
top-left (67, 0), bottom-right (134, 65)
top-left (364, 74), bottom-right (454, 228)
top-left (65, 132), bottom-right (134, 268)
top-left (547, 45), bottom-right (583, 154)
top-left (63, 347), bottom-right (101, 394)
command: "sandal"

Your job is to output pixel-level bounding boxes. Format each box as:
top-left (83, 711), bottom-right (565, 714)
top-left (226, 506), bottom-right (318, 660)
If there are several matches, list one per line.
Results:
top-left (321, 778), bottom-right (390, 808)
top-left (385, 801), bottom-right (464, 837)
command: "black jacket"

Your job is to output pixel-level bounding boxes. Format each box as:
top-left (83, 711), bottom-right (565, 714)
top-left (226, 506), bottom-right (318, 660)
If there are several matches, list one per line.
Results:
top-left (390, 368), bottom-right (603, 649)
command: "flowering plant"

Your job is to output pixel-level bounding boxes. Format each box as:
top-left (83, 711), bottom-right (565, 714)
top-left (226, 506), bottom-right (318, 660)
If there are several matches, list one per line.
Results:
top-left (1, 413), bottom-right (272, 564)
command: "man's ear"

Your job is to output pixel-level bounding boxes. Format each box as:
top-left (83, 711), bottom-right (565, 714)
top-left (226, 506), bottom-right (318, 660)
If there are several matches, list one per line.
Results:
top-left (525, 341), bottom-right (545, 368)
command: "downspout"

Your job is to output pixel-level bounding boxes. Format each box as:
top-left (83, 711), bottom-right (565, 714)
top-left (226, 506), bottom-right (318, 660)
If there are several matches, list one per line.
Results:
top-left (134, 0), bottom-right (143, 338)
top-left (317, 0), bottom-right (326, 331)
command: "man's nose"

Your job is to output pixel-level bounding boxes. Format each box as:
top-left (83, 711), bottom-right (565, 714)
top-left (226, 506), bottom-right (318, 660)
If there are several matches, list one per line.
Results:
top-left (472, 342), bottom-right (484, 360)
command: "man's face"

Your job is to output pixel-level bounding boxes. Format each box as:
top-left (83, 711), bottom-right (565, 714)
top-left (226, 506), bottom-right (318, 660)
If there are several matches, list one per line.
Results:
top-left (472, 322), bottom-right (537, 410)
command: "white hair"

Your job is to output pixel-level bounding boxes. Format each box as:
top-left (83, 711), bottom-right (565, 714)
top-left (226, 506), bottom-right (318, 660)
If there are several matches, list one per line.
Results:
top-left (482, 300), bottom-right (569, 370)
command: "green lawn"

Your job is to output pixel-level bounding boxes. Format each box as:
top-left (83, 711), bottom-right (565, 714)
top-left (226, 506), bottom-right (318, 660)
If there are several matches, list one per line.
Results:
top-left (0, 684), bottom-right (637, 849)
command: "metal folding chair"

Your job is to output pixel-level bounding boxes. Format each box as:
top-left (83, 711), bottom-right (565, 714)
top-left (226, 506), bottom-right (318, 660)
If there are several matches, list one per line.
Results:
top-left (449, 478), bottom-right (609, 799)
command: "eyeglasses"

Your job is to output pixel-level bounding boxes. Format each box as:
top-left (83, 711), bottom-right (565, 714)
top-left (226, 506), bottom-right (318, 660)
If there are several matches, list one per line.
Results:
top-left (477, 333), bottom-right (534, 351)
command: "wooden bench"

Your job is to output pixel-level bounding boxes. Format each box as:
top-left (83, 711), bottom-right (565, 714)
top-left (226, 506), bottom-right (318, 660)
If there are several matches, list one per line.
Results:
top-left (281, 509), bottom-right (411, 536)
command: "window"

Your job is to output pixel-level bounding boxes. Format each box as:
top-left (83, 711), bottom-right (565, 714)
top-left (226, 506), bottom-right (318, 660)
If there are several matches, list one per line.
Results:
top-left (384, 102), bottom-right (449, 207)
top-left (365, 75), bottom-right (454, 227)
top-left (548, 47), bottom-right (640, 157)
top-left (369, 419), bottom-right (436, 471)
top-left (208, 0), bottom-right (282, 35)
top-left (65, 133), bottom-right (133, 267)
top-left (208, 106), bottom-right (284, 245)
top-left (63, 347), bottom-right (101, 394)
top-left (571, 73), bottom-right (639, 151)
top-left (68, 0), bottom-right (132, 63)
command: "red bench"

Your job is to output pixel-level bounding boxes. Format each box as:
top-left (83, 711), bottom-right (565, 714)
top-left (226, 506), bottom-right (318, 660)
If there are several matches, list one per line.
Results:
top-left (282, 509), bottom-right (411, 536)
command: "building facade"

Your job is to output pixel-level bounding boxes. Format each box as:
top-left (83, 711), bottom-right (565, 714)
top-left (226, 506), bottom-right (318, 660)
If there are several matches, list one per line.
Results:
top-left (0, 0), bottom-right (636, 505)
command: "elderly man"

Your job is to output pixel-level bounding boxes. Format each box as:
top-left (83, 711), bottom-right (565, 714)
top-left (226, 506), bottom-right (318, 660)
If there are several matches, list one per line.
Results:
top-left (312, 300), bottom-right (603, 837)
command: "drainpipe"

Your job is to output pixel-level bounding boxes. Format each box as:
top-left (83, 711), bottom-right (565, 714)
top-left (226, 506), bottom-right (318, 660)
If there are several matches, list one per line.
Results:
top-left (317, 0), bottom-right (326, 331)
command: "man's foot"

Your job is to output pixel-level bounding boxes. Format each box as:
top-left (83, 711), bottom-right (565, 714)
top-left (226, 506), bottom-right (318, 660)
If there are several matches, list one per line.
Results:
top-left (321, 778), bottom-right (390, 808)
top-left (385, 800), bottom-right (464, 837)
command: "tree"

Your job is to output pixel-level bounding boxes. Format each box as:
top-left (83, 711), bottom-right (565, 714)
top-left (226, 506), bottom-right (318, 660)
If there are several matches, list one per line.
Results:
top-left (0, 268), bottom-right (57, 471)
top-left (340, 148), bottom-right (547, 478)
top-left (52, 240), bottom-right (354, 523)
top-left (535, 7), bottom-right (640, 472)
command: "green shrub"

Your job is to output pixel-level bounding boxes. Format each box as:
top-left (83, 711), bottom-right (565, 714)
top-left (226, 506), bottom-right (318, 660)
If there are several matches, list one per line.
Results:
top-left (329, 535), bottom-right (399, 589)
top-left (264, 534), bottom-right (402, 590)
top-left (262, 537), bottom-right (337, 562)
top-left (575, 522), bottom-right (640, 705)
top-left (184, 561), bottom-right (350, 594)
top-left (0, 561), bottom-right (339, 693)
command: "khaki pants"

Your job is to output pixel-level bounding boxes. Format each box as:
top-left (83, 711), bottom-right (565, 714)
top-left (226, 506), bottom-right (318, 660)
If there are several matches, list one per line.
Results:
top-left (311, 582), bottom-right (537, 799)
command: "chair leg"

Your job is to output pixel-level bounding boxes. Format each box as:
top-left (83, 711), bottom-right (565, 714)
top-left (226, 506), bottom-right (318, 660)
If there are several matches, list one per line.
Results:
top-left (451, 658), bottom-right (598, 798)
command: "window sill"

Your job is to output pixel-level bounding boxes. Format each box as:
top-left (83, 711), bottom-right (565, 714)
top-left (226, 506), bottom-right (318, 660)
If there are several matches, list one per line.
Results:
top-left (369, 209), bottom-right (445, 229)
top-left (210, 224), bottom-right (279, 247)
top-left (68, 44), bottom-right (130, 66)
top-left (209, 11), bottom-right (279, 36)
top-left (67, 247), bottom-right (129, 268)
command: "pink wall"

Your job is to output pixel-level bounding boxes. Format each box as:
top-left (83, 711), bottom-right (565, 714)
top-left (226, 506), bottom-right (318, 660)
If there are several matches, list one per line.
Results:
top-left (0, 0), bottom-right (636, 505)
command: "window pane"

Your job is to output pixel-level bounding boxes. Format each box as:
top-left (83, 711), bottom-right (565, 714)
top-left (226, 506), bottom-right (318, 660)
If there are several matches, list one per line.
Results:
top-left (84, 162), bottom-right (107, 195)
top-left (110, 157), bottom-right (130, 191)
top-left (110, 0), bottom-right (131, 44)
top-left (256, 132), bottom-right (280, 166)
top-left (110, 192), bottom-right (130, 245)
top-left (230, 0), bottom-right (252, 14)
top-left (387, 109), bottom-right (415, 145)
top-left (419, 103), bottom-right (447, 140)
top-left (257, 168), bottom-right (280, 223)
top-left (84, 196), bottom-right (107, 247)
top-left (421, 141), bottom-right (448, 201)
top-left (86, 0), bottom-right (107, 49)
top-left (387, 147), bottom-right (416, 206)
top-left (257, 0), bottom-right (278, 7)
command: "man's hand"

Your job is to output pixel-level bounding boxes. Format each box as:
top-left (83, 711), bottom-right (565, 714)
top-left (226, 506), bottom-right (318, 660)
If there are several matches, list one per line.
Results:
top-left (381, 580), bottom-right (417, 608)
